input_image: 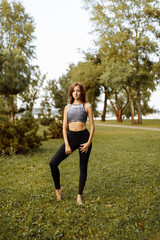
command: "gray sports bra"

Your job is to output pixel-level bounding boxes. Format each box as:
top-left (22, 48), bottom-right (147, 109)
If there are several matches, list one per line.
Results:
top-left (67, 104), bottom-right (87, 123)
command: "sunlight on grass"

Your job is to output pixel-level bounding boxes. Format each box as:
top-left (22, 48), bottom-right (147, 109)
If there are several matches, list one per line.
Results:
top-left (0, 125), bottom-right (160, 239)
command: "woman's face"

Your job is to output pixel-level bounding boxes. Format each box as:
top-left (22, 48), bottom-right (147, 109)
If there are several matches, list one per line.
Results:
top-left (72, 85), bottom-right (81, 100)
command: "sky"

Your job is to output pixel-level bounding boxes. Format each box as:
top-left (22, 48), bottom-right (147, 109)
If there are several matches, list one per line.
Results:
top-left (22, 0), bottom-right (94, 79)
top-left (21, 0), bottom-right (160, 111)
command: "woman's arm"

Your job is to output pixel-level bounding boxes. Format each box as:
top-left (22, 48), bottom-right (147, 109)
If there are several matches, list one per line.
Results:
top-left (80, 103), bottom-right (95, 153)
top-left (63, 105), bottom-right (72, 155)
top-left (86, 103), bottom-right (95, 145)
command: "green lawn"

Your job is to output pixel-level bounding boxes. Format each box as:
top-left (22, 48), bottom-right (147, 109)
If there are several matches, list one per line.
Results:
top-left (95, 119), bottom-right (160, 128)
top-left (0, 125), bottom-right (160, 239)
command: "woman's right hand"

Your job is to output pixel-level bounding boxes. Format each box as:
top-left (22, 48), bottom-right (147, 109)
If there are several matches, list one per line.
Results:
top-left (65, 144), bottom-right (72, 155)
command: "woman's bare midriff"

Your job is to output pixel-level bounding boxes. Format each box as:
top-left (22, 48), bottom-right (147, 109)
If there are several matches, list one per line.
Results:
top-left (68, 122), bottom-right (86, 132)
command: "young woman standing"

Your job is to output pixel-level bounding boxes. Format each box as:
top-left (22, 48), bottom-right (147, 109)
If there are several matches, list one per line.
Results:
top-left (49, 82), bottom-right (95, 204)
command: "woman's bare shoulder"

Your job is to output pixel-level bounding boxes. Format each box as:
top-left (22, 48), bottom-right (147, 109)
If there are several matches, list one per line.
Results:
top-left (64, 104), bottom-right (70, 111)
top-left (84, 102), bottom-right (92, 113)
top-left (84, 102), bottom-right (92, 109)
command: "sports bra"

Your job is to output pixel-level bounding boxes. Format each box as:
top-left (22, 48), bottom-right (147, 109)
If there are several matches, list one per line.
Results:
top-left (67, 104), bottom-right (87, 123)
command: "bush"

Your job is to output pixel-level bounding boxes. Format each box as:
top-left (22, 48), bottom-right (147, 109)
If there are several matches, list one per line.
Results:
top-left (0, 113), bottom-right (42, 155)
top-left (43, 129), bottom-right (49, 141)
top-left (48, 120), bottom-right (63, 139)
top-left (0, 114), bottom-right (10, 123)
top-left (40, 116), bottom-right (55, 126)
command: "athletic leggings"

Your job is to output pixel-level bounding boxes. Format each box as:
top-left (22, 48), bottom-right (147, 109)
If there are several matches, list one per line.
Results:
top-left (49, 129), bottom-right (92, 195)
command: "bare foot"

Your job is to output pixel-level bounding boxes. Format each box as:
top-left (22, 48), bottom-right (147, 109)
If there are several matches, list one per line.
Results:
top-left (56, 187), bottom-right (63, 201)
top-left (77, 194), bottom-right (83, 205)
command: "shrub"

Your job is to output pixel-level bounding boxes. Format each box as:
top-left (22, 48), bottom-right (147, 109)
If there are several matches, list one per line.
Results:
top-left (40, 116), bottom-right (55, 126)
top-left (48, 120), bottom-right (63, 139)
top-left (43, 129), bottom-right (49, 141)
top-left (0, 113), bottom-right (42, 155)
top-left (0, 114), bottom-right (10, 122)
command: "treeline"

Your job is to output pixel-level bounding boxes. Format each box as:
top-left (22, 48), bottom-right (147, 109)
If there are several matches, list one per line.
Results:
top-left (68, 0), bottom-right (160, 124)
top-left (32, 0), bottom-right (160, 124)
top-left (86, 0), bottom-right (160, 124)
top-left (0, 0), bottom-right (160, 154)
top-left (0, 0), bottom-right (63, 155)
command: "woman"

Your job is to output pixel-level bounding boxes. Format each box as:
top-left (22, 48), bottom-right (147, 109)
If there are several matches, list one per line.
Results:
top-left (49, 82), bottom-right (95, 204)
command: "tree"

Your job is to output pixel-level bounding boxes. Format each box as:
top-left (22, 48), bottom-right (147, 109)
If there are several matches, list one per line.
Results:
top-left (100, 44), bottom-right (132, 122)
top-left (46, 72), bottom-right (72, 119)
top-left (69, 54), bottom-right (102, 117)
top-left (110, 90), bottom-right (129, 122)
top-left (83, 0), bottom-right (160, 124)
top-left (0, 0), bottom-right (36, 122)
top-left (19, 66), bottom-right (46, 113)
top-left (0, 50), bottom-right (6, 73)
top-left (0, 113), bottom-right (42, 155)
top-left (153, 62), bottom-right (160, 82)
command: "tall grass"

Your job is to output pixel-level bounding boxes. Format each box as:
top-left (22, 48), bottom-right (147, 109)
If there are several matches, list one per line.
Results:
top-left (0, 124), bottom-right (160, 239)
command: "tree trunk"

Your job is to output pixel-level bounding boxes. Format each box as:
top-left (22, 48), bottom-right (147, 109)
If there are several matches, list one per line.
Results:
top-left (110, 100), bottom-right (122, 122)
top-left (101, 89), bottom-right (108, 121)
top-left (128, 87), bottom-right (135, 125)
top-left (4, 94), bottom-right (9, 109)
top-left (135, 48), bottom-right (142, 124)
top-left (10, 96), bottom-right (15, 124)
top-left (137, 88), bottom-right (142, 124)
top-left (11, 112), bottom-right (15, 124)
top-left (115, 92), bottom-right (122, 122)
top-left (4, 94), bottom-right (10, 119)
top-left (110, 89), bottom-right (129, 123)
top-left (118, 109), bottom-right (123, 122)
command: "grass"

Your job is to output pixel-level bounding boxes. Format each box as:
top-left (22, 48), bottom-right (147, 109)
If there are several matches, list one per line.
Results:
top-left (37, 124), bottom-right (49, 136)
top-left (95, 119), bottom-right (160, 128)
top-left (0, 124), bottom-right (160, 239)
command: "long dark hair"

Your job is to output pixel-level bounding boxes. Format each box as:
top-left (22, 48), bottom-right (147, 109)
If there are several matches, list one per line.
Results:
top-left (68, 82), bottom-right (86, 104)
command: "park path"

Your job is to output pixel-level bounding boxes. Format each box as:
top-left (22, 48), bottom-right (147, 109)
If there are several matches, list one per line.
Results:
top-left (95, 123), bottom-right (160, 132)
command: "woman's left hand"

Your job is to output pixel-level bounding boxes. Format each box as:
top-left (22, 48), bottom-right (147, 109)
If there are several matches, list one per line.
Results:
top-left (79, 142), bottom-right (90, 153)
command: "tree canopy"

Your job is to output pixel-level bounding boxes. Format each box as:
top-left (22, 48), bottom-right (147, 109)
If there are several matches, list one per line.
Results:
top-left (82, 0), bottom-right (160, 123)
top-left (0, 0), bottom-right (36, 122)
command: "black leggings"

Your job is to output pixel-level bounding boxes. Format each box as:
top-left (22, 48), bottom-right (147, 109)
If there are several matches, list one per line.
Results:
top-left (49, 129), bottom-right (92, 195)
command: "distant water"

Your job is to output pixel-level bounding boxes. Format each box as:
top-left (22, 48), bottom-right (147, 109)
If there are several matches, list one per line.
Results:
top-left (95, 113), bottom-right (160, 120)
top-left (142, 113), bottom-right (160, 120)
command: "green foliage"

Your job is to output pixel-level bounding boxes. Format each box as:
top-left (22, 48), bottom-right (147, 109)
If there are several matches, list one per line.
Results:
top-left (122, 103), bottom-right (132, 119)
top-left (19, 66), bottom-right (46, 112)
top-left (0, 113), bottom-right (42, 155)
top-left (0, 124), bottom-right (159, 239)
top-left (42, 129), bottom-right (49, 141)
top-left (48, 120), bottom-right (63, 139)
top-left (83, 0), bottom-right (160, 123)
top-left (0, 113), bottom-right (10, 123)
top-left (69, 56), bottom-right (102, 113)
top-left (45, 74), bottom-right (72, 119)
top-left (0, 50), bottom-right (6, 73)
top-left (40, 95), bottom-right (52, 119)
top-left (121, 90), bottom-right (155, 118)
top-left (39, 115), bottom-right (63, 139)
top-left (0, 95), bottom-right (6, 113)
top-left (0, 0), bottom-right (36, 122)
top-left (0, 0), bottom-right (35, 95)
top-left (153, 62), bottom-right (160, 82)
top-left (0, 51), bottom-right (31, 95)
top-left (40, 116), bottom-right (55, 126)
